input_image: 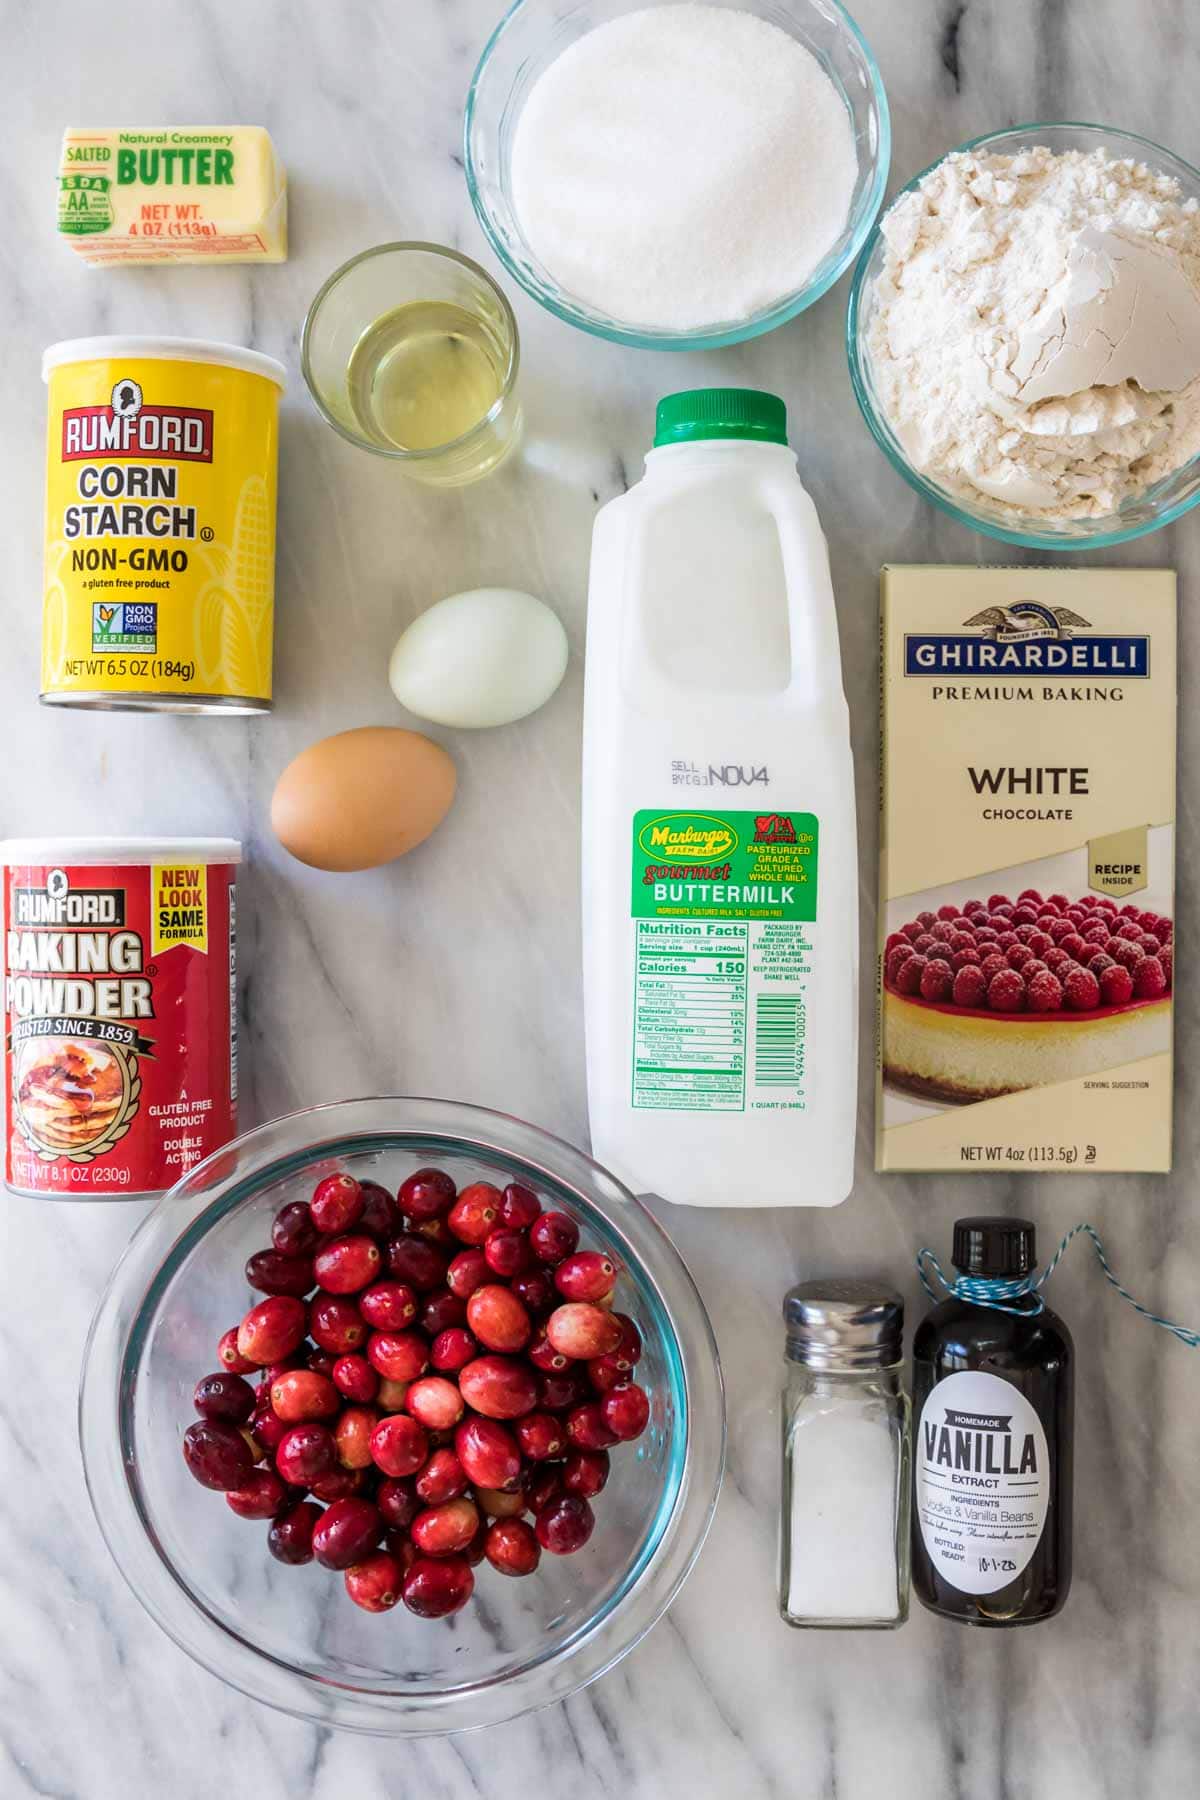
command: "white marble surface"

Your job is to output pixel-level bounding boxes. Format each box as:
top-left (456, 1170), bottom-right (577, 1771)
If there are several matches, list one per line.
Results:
top-left (4, 1), bottom-right (1200, 1794)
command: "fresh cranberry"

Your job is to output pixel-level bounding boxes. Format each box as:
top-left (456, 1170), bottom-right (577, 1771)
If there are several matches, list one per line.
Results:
top-left (345, 1550), bottom-right (403, 1613)
top-left (405, 1376), bottom-right (466, 1432)
top-left (601, 1382), bottom-right (650, 1441)
top-left (522, 1464), bottom-right (564, 1514)
top-left (562, 1448), bottom-right (610, 1498)
top-left (367, 1330), bottom-right (428, 1382)
top-left (245, 1249), bottom-right (315, 1298)
top-left (412, 1497), bottom-right (479, 1557)
top-left (306, 1347), bottom-right (337, 1377)
top-left (270, 1369), bottom-right (340, 1423)
top-left (268, 1500), bottom-right (323, 1565)
top-left (412, 1216), bottom-right (458, 1251)
top-left (537, 1368), bottom-right (591, 1412)
top-left (402, 1556), bottom-right (474, 1618)
top-left (218, 1326), bottom-right (256, 1374)
top-left (535, 1494), bottom-right (594, 1556)
top-left (612, 1314), bottom-right (642, 1363)
top-left (566, 1401), bottom-right (619, 1451)
top-left (312, 1497), bottom-right (383, 1570)
top-left (272, 1200), bottom-right (320, 1258)
top-left (314, 1234), bottom-right (382, 1294)
top-left (474, 1484), bottom-right (526, 1518)
top-left (455, 1417), bottom-right (521, 1489)
top-left (511, 1269), bottom-right (556, 1314)
top-left (415, 1448), bottom-right (469, 1505)
top-left (385, 1531), bottom-right (419, 1574)
top-left (420, 1289), bottom-right (467, 1335)
top-left (378, 1476), bottom-right (421, 1531)
top-left (309, 1295), bottom-right (367, 1354)
top-left (193, 1371), bottom-right (256, 1424)
top-left (516, 1412), bottom-right (567, 1461)
top-left (466, 1284), bottom-right (532, 1353)
top-left (359, 1279), bottom-right (418, 1331)
top-left (335, 1406), bottom-right (380, 1470)
top-left (529, 1211), bottom-right (579, 1264)
top-left (310, 1466), bottom-right (368, 1501)
top-left (385, 1233), bottom-right (448, 1293)
top-left (458, 1355), bottom-right (538, 1419)
top-left (357, 1180), bottom-right (401, 1239)
top-left (376, 1377), bottom-right (411, 1411)
top-left (546, 1303), bottom-right (622, 1360)
top-left (183, 1420), bottom-right (254, 1491)
top-left (447, 1183), bottom-right (502, 1245)
top-left (236, 1296), bottom-right (307, 1366)
top-left (446, 1248), bottom-right (489, 1299)
top-left (587, 1352), bottom-right (632, 1393)
top-left (332, 1353), bottom-right (379, 1403)
top-left (484, 1227), bottom-right (531, 1279)
top-left (369, 1414), bottom-right (429, 1479)
top-left (485, 1517), bottom-right (540, 1577)
top-left (399, 1167), bottom-right (456, 1222)
top-left (275, 1422), bottom-right (337, 1486)
top-left (499, 1182), bottom-right (541, 1230)
top-left (310, 1173), bottom-right (364, 1235)
top-left (226, 1467), bottom-right (288, 1519)
top-left (431, 1327), bottom-right (477, 1373)
top-left (528, 1324), bottom-right (570, 1372)
top-left (248, 1401), bottom-right (289, 1454)
top-left (553, 1251), bottom-right (618, 1303)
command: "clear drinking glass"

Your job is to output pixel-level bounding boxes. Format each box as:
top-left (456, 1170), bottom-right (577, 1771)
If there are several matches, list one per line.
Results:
top-left (301, 243), bottom-right (523, 487)
top-left (779, 1281), bottom-right (911, 1629)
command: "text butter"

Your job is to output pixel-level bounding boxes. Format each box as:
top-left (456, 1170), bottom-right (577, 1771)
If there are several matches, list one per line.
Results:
top-left (57, 128), bottom-right (286, 265)
top-left (877, 566), bottom-right (1176, 1176)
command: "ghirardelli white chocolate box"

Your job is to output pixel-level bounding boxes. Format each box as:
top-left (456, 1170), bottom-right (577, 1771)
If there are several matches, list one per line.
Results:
top-left (877, 567), bottom-right (1175, 1174)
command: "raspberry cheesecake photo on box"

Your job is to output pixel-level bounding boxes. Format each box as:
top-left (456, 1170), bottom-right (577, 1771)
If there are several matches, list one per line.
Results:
top-left (881, 864), bottom-right (1174, 1111)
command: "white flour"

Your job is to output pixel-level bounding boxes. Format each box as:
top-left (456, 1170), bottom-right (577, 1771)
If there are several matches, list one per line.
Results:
top-left (865, 146), bottom-right (1200, 519)
top-left (510, 4), bottom-right (856, 332)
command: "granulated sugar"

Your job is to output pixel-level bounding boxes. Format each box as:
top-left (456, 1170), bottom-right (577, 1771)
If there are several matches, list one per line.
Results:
top-left (510, 4), bottom-right (857, 332)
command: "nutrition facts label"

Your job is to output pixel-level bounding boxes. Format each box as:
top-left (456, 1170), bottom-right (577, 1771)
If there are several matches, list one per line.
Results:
top-left (632, 920), bottom-right (748, 1110)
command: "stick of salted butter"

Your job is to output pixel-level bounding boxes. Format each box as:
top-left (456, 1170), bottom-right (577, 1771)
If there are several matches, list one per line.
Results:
top-left (877, 565), bottom-right (1176, 1176)
top-left (57, 127), bottom-right (287, 265)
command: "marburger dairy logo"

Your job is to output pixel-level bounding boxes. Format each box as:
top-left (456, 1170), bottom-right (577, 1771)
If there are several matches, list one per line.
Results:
top-left (904, 598), bottom-right (1149, 678)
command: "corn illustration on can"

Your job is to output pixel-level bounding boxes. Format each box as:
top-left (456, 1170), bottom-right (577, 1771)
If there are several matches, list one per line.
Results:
top-left (41, 336), bottom-right (285, 712)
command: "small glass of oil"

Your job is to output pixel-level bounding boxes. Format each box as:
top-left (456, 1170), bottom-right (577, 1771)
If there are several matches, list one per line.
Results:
top-left (302, 243), bottom-right (522, 486)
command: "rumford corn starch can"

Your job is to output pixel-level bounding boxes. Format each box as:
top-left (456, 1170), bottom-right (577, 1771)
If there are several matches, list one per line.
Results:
top-left (41, 336), bottom-right (284, 712)
top-left (3, 839), bottom-right (240, 1199)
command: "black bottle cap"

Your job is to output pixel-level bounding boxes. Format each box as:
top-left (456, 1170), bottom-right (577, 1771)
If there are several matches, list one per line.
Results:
top-left (952, 1216), bottom-right (1037, 1277)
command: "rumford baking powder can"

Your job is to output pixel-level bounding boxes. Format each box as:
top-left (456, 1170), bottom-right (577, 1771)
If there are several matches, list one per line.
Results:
top-left (41, 336), bottom-right (284, 712)
top-left (3, 839), bottom-right (240, 1199)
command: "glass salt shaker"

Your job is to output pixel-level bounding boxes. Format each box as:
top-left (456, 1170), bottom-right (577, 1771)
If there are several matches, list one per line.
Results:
top-left (779, 1280), bottom-right (911, 1629)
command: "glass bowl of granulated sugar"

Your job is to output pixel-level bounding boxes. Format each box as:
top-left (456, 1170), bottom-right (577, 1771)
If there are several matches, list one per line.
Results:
top-left (848, 123), bottom-right (1200, 549)
top-left (465, 0), bottom-right (889, 350)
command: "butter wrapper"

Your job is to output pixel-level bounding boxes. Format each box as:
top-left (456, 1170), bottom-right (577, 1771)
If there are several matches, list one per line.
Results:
top-left (57, 127), bottom-right (286, 265)
top-left (877, 566), bottom-right (1175, 1174)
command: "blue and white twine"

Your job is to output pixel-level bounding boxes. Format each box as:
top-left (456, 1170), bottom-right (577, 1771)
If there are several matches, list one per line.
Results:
top-left (917, 1223), bottom-right (1200, 1348)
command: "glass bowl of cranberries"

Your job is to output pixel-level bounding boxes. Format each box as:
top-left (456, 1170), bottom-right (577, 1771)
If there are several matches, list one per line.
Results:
top-left (79, 1097), bottom-right (724, 1735)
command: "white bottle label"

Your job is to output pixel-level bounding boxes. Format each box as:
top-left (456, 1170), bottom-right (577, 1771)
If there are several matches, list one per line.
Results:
top-left (630, 808), bottom-right (818, 1113)
top-left (916, 1369), bottom-right (1049, 1595)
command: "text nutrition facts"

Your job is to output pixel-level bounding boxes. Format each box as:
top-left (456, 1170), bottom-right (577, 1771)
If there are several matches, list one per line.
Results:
top-left (632, 919), bottom-right (747, 1110)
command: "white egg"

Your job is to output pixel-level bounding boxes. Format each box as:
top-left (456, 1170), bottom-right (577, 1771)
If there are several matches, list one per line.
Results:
top-left (388, 587), bottom-right (569, 729)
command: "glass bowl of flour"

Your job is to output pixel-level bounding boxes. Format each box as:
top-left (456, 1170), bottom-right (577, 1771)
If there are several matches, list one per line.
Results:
top-left (465, 0), bottom-right (889, 349)
top-left (848, 123), bottom-right (1200, 548)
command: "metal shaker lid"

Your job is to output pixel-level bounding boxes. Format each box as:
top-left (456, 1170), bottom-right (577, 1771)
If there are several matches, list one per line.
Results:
top-left (783, 1279), bottom-right (905, 1371)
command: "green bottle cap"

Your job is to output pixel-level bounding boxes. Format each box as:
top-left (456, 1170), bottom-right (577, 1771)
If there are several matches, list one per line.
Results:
top-left (653, 388), bottom-right (787, 448)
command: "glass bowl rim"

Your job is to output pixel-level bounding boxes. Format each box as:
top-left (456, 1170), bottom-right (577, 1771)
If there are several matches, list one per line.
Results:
top-left (299, 242), bottom-right (521, 461)
top-left (846, 119), bottom-right (1200, 550)
top-left (78, 1095), bottom-right (726, 1737)
top-left (464, 0), bottom-right (892, 351)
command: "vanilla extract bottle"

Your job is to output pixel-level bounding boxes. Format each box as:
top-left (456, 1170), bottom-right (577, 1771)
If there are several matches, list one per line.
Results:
top-left (911, 1218), bottom-right (1073, 1626)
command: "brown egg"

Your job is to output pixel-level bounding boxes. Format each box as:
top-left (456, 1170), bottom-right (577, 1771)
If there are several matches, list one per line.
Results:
top-left (271, 727), bottom-right (456, 871)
